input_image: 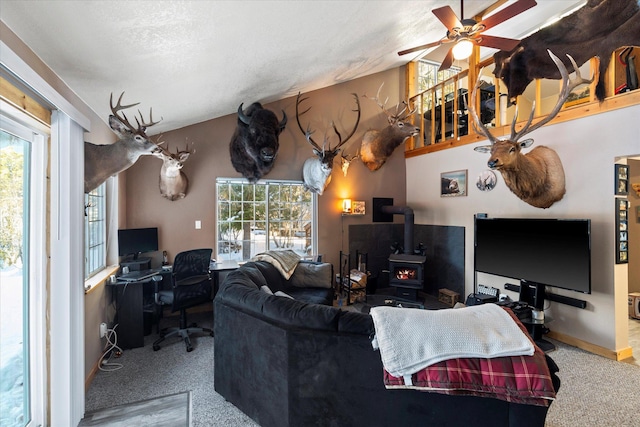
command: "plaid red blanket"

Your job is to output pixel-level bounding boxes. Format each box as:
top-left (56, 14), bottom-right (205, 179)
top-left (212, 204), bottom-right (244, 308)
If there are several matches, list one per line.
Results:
top-left (383, 308), bottom-right (556, 407)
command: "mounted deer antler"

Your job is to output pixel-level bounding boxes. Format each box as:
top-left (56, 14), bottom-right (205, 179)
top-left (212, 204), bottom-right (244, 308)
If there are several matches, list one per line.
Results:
top-left (84, 92), bottom-right (163, 193)
top-left (472, 50), bottom-right (596, 208)
top-left (360, 83), bottom-right (420, 171)
top-left (296, 92), bottom-right (361, 195)
top-left (158, 140), bottom-right (193, 201)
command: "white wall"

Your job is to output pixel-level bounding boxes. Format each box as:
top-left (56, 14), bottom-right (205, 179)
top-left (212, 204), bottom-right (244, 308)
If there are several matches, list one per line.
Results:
top-left (406, 104), bottom-right (640, 352)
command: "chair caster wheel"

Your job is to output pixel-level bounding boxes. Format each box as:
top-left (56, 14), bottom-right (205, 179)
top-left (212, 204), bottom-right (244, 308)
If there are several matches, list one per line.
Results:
top-left (153, 345), bottom-right (160, 351)
top-left (187, 346), bottom-right (193, 352)
top-left (209, 331), bottom-right (214, 337)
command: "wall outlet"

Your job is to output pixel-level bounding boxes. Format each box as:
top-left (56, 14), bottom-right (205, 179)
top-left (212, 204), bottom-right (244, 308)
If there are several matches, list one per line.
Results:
top-left (100, 322), bottom-right (107, 338)
top-left (195, 220), bottom-right (201, 229)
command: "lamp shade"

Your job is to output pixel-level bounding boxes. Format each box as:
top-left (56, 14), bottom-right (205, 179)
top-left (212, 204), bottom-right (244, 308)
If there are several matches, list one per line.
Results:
top-left (452, 39), bottom-right (474, 60)
top-left (342, 198), bottom-right (352, 213)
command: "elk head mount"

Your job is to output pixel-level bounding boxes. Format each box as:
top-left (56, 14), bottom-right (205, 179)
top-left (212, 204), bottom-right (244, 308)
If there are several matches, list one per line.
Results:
top-left (360, 83), bottom-right (420, 172)
top-left (295, 92), bottom-right (361, 195)
top-left (157, 141), bottom-right (193, 201)
top-left (472, 50), bottom-right (596, 208)
top-left (84, 92), bottom-right (162, 193)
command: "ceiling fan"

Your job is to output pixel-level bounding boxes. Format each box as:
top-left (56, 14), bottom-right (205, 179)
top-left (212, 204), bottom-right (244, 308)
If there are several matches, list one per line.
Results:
top-left (398, 0), bottom-right (537, 70)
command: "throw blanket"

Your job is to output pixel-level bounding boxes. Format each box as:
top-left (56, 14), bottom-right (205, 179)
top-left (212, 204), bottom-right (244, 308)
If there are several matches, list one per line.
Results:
top-left (251, 249), bottom-right (300, 279)
top-left (370, 304), bottom-right (534, 378)
top-left (382, 309), bottom-right (557, 407)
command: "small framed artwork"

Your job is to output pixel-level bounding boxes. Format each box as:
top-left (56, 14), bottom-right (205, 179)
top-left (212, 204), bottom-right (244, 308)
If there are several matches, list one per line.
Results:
top-left (476, 170), bottom-right (497, 192)
top-left (352, 201), bottom-right (365, 215)
top-left (615, 199), bottom-right (629, 264)
top-left (441, 169), bottom-right (467, 197)
top-left (615, 164), bottom-right (629, 195)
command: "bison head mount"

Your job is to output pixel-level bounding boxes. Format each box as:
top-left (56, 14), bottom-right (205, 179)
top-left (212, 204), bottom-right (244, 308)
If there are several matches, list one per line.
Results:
top-left (229, 102), bottom-right (287, 183)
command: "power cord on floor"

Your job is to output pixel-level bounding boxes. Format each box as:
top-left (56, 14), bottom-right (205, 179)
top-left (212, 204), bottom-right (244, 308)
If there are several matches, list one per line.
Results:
top-left (98, 324), bottom-right (123, 372)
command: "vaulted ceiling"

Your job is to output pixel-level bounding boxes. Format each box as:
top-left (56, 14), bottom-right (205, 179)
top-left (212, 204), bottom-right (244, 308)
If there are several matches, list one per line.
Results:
top-left (1, 1), bottom-right (584, 134)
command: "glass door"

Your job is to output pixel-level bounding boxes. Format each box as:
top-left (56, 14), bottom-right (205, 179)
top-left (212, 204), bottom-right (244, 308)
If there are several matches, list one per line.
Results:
top-left (0, 114), bottom-right (47, 427)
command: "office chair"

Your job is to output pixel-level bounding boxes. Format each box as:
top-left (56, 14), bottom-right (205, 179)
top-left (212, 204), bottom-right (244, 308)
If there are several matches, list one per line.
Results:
top-left (152, 248), bottom-right (214, 352)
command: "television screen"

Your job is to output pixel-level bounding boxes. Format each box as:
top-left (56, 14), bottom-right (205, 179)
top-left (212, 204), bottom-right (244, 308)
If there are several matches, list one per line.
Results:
top-left (474, 217), bottom-right (591, 294)
top-left (118, 227), bottom-right (159, 258)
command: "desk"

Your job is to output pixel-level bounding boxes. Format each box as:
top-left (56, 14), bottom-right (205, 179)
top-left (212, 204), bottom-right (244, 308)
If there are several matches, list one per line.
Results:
top-left (210, 261), bottom-right (240, 296)
top-left (107, 269), bottom-right (170, 349)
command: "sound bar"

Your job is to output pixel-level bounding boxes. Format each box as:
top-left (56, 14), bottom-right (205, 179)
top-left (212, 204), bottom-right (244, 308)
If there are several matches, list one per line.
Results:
top-left (502, 283), bottom-right (587, 309)
top-left (504, 283), bottom-right (520, 292)
top-left (545, 292), bottom-right (587, 309)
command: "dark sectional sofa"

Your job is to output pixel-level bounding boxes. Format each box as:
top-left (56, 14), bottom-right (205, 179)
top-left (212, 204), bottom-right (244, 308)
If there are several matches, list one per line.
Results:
top-left (214, 260), bottom-right (559, 427)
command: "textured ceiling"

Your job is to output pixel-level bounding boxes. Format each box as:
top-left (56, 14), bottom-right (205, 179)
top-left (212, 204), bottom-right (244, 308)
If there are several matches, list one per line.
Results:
top-left (1, 1), bottom-right (584, 134)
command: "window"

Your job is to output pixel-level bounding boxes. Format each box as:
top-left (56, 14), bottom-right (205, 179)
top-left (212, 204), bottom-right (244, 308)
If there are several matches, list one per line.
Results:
top-left (84, 183), bottom-right (106, 279)
top-left (0, 113), bottom-right (47, 427)
top-left (216, 179), bottom-right (316, 261)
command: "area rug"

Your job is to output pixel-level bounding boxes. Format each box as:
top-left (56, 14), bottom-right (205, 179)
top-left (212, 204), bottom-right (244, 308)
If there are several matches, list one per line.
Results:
top-left (79, 391), bottom-right (191, 427)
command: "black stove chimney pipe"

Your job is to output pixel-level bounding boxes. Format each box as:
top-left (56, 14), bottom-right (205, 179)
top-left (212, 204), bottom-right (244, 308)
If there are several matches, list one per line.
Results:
top-left (380, 205), bottom-right (414, 255)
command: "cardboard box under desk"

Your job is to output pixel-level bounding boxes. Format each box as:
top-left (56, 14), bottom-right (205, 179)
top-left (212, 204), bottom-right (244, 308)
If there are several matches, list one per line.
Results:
top-left (438, 288), bottom-right (460, 307)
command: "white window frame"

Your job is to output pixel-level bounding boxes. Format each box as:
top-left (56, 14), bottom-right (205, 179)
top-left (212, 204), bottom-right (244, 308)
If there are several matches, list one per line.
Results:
top-left (216, 178), bottom-right (318, 261)
top-left (84, 183), bottom-right (106, 279)
top-left (0, 104), bottom-right (48, 427)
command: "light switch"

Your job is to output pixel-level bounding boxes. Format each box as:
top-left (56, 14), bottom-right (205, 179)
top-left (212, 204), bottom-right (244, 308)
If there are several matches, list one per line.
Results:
top-left (195, 220), bottom-right (201, 229)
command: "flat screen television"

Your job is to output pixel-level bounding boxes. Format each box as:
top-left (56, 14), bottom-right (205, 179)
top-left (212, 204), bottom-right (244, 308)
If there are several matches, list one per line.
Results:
top-left (118, 227), bottom-right (159, 260)
top-left (474, 217), bottom-right (591, 297)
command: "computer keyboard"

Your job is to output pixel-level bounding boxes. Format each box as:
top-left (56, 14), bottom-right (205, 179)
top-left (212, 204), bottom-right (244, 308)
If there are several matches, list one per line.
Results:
top-left (119, 269), bottom-right (159, 282)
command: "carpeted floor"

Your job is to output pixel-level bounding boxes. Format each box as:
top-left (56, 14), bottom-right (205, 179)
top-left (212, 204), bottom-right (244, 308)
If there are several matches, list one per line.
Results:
top-left (85, 311), bottom-right (257, 427)
top-left (85, 309), bottom-right (639, 427)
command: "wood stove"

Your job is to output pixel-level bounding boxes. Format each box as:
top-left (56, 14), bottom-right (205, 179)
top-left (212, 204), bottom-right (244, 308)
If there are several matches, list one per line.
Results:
top-left (388, 254), bottom-right (426, 301)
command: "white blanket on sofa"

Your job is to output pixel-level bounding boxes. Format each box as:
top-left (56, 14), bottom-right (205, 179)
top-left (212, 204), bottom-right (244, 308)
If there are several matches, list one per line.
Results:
top-left (370, 304), bottom-right (534, 378)
top-left (251, 249), bottom-right (301, 279)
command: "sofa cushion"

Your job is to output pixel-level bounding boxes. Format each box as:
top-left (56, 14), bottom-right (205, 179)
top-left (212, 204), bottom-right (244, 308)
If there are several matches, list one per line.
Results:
top-left (288, 261), bottom-right (332, 288)
top-left (252, 261), bottom-right (288, 292)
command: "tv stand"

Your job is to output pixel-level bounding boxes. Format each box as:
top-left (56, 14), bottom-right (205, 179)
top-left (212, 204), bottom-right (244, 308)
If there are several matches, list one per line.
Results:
top-left (121, 257), bottom-right (151, 272)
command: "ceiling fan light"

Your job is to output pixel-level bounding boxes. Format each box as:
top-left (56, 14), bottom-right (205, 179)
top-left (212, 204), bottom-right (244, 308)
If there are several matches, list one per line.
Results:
top-left (452, 39), bottom-right (474, 60)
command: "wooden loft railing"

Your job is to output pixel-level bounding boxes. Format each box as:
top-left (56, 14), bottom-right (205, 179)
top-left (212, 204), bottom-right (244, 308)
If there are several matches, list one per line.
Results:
top-left (404, 48), bottom-right (640, 158)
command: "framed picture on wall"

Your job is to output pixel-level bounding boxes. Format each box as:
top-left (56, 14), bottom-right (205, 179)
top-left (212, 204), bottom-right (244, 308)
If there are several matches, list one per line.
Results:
top-left (615, 164), bottom-right (629, 195)
top-left (441, 170), bottom-right (467, 197)
top-left (615, 198), bottom-right (629, 264)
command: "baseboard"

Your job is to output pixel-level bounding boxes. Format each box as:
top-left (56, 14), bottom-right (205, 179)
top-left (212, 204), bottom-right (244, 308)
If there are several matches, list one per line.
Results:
top-left (85, 360), bottom-right (101, 392)
top-left (547, 330), bottom-right (634, 361)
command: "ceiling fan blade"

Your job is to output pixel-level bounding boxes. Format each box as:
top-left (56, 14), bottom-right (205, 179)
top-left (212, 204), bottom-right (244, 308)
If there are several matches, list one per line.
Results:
top-left (432, 5), bottom-right (463, 31)
top-left (477, 35), bottom-right (521, 51)
top-left (438, 48), bottom-right (455, 71)
top-left (398, 40), bottom-right (445, 56)
top-left (480, 0), bottom-right (537, 31)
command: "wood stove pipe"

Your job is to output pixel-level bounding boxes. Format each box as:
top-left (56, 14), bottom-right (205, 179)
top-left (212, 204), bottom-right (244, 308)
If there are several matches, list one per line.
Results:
top-left (381, 205), bottom-right (414, 255)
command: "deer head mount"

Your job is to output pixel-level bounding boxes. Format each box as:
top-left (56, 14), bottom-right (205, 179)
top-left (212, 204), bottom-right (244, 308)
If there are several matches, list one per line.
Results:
top-left (360, 83), bottom-right (420, 171)
top-left (84, 92), bottom-right (162, 193)
top-left (472, 50), bottom-right (596, 208)
top-left (157, 141), bottom-right (193, 201)
top-left (295, 92), bottom-right (361, 195)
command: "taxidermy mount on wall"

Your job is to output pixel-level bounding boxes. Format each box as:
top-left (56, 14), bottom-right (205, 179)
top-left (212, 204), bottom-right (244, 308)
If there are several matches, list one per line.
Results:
top-left (158, 141), bottom-right (192, 201)
top-left (84, 92), bottom-right (162, 193)
top-left (472, 50), bottom-right (596, 208)
top-left (295, 92), bottom-right (361, 195)
top-left (229, 102), bottom-right (287, 183)
top-left (360, 83), bottom-right (420, 171)
top-left (493, 0), bottom-right (640, 103)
